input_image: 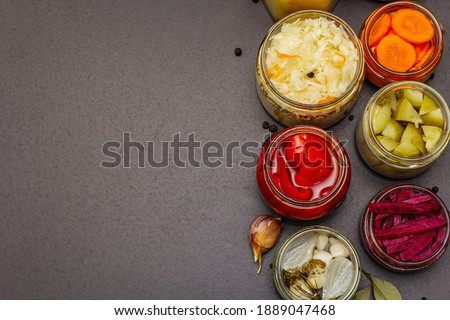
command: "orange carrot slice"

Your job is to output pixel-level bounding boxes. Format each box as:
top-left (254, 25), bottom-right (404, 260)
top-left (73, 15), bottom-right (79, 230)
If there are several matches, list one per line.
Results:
top-left (376, 34), bottom-right (416, 72)
top-left (414, 42), bottom-right (431, 63)
top-left (391, 8), bottom-right (434, 44)
top-left (369, 13), bottom-right (391, 46)
top-left (412, 46), bottom-right (434, 70)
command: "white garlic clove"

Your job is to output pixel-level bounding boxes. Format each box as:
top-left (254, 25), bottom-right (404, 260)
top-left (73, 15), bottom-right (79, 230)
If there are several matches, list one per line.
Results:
top-left (329, 242), bottom-right (350, 258)
top-left (315, 234), bottom-right (329, 251)
top-left (329, 237), bottom-right (339, 246)
top-left (307, 274), bottom-right (325, 289)
top-left (312, 251), bottom-right (333, 266)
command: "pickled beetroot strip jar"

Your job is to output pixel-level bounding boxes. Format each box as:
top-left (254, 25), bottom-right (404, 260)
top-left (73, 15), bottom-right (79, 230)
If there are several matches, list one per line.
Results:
top-left (256, 126), bottom-right (351, 220)
top-left (360, 184), bottom-right (450, 271)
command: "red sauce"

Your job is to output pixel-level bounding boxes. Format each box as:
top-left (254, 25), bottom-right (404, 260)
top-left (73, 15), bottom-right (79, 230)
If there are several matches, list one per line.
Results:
top-left (256, 127), bottom-right (350, 220)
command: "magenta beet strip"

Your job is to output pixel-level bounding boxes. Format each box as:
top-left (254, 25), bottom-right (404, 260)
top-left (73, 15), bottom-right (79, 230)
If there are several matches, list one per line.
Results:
top-left (399, 232), bottom-right (435, 262)
top-left (373, 217), bottom-right (447, 239)
top-left (410, 228), bottom-right (446, 262)
top-left (368, 202), bottom-right (440, 215)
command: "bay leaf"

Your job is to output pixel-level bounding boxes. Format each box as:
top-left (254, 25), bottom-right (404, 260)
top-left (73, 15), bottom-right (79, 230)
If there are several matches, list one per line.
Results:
top-left (352, 286), bottom-right (371, 300)
top-left (372, 276), bottom-right (402, 300)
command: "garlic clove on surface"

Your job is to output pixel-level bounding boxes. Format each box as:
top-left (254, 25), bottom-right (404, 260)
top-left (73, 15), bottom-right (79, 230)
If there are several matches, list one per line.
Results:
top-left (315, 234), bottom-right (329, 251)
top-left (313, 250), bottom-right (333, 266)
top-left (329, 242), bottom-right (350, 258)
top-left (249, 214), bottom-right (283, 273)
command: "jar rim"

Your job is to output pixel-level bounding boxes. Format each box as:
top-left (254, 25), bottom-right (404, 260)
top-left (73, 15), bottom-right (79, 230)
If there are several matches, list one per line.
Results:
top-left (362, 81), bottom-right (450, 169)
top-left (259, 10), bottom-right (364, 111)
top-left (263, 126), bottom-right (350, 207)
top-left (362, 184), bottom-right (450, 271)
top-left (273, 225), bottom-right (361, 300)
top-left (361, 1), bottom-right (443, 77)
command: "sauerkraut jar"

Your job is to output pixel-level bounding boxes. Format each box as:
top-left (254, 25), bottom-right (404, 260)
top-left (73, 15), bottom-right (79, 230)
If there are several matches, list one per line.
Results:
top-left (256, 11), bottom-right (364, 128)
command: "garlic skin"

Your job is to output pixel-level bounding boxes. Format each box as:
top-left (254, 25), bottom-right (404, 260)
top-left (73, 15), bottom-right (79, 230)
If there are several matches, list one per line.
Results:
top-left (329, 242), bottom-right (350, 258)
top-left (249, 215), bottom-right (283, 273)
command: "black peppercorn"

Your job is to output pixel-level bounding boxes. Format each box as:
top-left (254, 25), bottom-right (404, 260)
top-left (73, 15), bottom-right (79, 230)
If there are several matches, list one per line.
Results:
top-left (307, 72), bottom-right (314, 78)
top-left (429, 73), bottom-right (435, 80)
top-left (234, 48), bottom-right (242, 56)
top-left (262, 121), bottom-right (270, 129)
top-left (348, 115), bottom-right (354, 121)
top-left (252, 0), bottom-right (259, 3)
top-left (269, 124), bottom-right (278, 133)
top-left (432, 186), bottom-right (439, 194)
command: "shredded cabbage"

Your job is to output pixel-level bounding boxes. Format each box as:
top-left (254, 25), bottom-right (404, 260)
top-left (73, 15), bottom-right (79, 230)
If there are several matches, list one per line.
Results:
top-left (265, 17), bottom-right (358, 104)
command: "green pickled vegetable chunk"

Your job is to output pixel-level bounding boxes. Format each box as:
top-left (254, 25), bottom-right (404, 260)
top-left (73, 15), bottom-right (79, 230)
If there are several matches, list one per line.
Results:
top-left (381, 119), bottom-right (404, 142)
top-left (400, 123), bottom-right (426, 155)
top-left (393, 140), bottom-right (420, 158)
top-left (422, 125), bottom-right (442, 152)
top-left (377, 135), bottom-right (400, 152)
top-left (419, 95), bottom-right (438, 116)
top-left (421, 108), bottom-right (444, 128)
top-left (397, 89), bottom-right (423, 108)
top-left (372, 103), bottom-right (391, 134)
top-left (393, 98), bottom-right (423, 126)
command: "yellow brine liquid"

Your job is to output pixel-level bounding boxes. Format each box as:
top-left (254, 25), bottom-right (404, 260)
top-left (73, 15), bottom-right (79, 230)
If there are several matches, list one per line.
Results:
top-left (263, 0), bottom-right (339, 21)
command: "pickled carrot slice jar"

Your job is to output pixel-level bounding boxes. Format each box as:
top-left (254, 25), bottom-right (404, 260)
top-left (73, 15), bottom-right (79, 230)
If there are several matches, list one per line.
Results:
top-left (359, 1), bottom-right (443, 87)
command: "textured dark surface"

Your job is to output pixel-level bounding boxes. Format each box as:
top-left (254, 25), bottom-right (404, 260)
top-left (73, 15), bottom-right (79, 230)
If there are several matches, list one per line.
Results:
top-left (0, 0), bottom-right (449, 299)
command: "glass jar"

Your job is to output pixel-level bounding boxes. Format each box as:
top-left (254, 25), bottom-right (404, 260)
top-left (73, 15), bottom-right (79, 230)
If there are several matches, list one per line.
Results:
top-left (360, 184), bottom-right (450, 272)
top-left (356, 81), bottom-right (450, 179)
top-left (256, 126), bottom-right (351, 220)
top-left (262, 0), bottom-right (339, 21)
top-left (273, 225), bottom-right (361, 300)
top-left (359, 1), bottom-right (443, 87)
top-left (256, 10), bottom-right (364, 129)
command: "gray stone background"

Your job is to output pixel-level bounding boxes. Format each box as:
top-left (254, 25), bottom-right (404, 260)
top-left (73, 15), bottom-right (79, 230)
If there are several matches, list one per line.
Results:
top-left (1, 0), bottom-right (449, 299)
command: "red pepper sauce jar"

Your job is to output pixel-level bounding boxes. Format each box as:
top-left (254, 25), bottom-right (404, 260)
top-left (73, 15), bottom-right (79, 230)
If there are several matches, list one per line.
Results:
top-left (359, 1), bottom-right (443, 87)
top-left (360, 184), bottom-right (450, 271)
top-left (256, 126), bottom-right (351, 220)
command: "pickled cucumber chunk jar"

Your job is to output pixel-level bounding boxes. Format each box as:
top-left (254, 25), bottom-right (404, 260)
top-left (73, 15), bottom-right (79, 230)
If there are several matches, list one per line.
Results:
top-left (356, 81), bottom-right (450, 179)
top-left (262, 0), bottom-right (340, 21)
top-left (256, 10), bottom-right (364, 128)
